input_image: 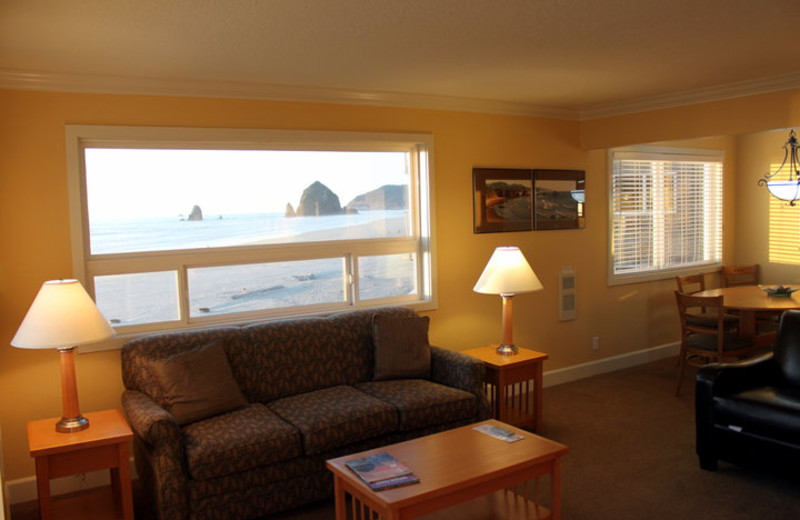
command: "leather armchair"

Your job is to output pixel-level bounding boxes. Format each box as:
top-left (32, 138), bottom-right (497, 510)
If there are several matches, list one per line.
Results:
top-left (695, 309), bottom-right (800, 471)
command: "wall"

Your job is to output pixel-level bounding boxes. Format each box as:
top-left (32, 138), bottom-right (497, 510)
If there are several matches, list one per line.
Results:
top-left (736, 128), bottom-right (800, 284)
top-left (1, 86), bottom-right (799, 487)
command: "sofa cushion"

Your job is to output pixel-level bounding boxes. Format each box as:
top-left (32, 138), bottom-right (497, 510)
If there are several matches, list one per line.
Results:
top-left (182, 403), bottom-right (302, 481)
top-left (267, 386), bottom-right (398, 455)
top-left (149, 341), bottom-right (247, 425)
top-left (355, 379), bottom-right (478, 431)
top-left (372, 314), bottom-right (431, 381)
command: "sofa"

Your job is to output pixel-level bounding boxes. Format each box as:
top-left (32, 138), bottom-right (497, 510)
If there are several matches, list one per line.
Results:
top-left (121, 306), bottom-right (489, 520)
top-left (696, 309), bottom-right (800, 472)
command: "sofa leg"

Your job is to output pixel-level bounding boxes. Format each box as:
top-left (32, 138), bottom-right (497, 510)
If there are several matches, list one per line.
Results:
top-left (699, 454), bottom-right (717, 471)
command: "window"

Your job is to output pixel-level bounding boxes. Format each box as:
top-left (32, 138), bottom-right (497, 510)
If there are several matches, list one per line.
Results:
top-left (67, 126), bottom-right (435, 334)
top-left (609, 146), bottom-right (723, 284)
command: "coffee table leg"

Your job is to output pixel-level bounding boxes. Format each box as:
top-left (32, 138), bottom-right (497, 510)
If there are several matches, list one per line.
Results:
top-left (333, 477), bottom-right (347, 520)
top-left (552, 458), bottom-right (562, 520)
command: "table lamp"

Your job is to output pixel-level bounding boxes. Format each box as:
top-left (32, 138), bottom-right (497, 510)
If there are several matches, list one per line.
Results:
top-left (11, 279), bottom-right (115, 433)
top-left (474, 246), bottom-right (543, 355)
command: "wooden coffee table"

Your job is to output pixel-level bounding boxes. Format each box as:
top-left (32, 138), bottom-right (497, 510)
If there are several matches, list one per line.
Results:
top-left (326, 420), bottom-right (568, 520)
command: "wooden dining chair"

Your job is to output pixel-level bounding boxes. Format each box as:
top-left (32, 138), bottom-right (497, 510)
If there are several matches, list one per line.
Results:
top-left (675, 273), bottom-right (705, 294)
top-left (675, 274), bottom-right (738, 331)
top-left (720, 264), bottom-right (760, 287)
top-left (674, 291), bottom-right (756, 396)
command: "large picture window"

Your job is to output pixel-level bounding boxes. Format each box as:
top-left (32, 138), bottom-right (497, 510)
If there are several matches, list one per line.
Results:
top-left (67, 126), bottom-right (435, 334)
top-left (609, 146), bottom-right (723, 285)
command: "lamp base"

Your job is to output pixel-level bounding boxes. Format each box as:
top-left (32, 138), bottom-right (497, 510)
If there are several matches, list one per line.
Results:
top-left (56, 415), bottom-right (89, 433)
top-left (496, 343), bottom-right (519, 356)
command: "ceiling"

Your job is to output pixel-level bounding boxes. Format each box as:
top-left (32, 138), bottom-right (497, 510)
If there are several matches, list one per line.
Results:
top-left (2, 0), bottom-right (800, 119)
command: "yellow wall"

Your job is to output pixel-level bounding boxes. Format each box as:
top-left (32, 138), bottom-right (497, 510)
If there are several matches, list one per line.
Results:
top-left (2, 86), bottom-right (800, 483)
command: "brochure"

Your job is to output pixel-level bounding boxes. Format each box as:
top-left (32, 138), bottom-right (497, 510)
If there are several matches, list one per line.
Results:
top-left (473, 424), bottom-right (525, 443)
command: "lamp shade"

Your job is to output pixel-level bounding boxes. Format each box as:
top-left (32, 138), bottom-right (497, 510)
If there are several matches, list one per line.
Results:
top-left (11, 279), bottom-right (114, 349)
top-left (473, 246), bottom-right (543, 296)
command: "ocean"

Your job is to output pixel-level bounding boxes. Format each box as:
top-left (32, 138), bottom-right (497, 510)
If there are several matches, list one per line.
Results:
top-left (90, 210), bottom-right (410, 254)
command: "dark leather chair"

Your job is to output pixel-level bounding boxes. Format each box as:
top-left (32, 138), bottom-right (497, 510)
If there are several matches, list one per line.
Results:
top-left (695, 309), bottom-right (800, 471)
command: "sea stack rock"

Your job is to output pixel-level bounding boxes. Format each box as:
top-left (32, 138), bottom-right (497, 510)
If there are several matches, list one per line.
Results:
top-left (346, 185), bottom-right (407, 211)
top-left (285, 203), bottom-right (296, 217)
top-left (295, 181), bottom-right (344, 216)
top-left (188, 205), bottom-right (203, 221)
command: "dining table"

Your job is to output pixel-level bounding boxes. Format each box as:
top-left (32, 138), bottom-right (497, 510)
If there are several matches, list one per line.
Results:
top-left (694, 285), bottom-right (800, 347)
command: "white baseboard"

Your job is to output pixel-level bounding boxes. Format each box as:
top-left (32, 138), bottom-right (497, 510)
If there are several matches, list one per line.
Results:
top-left (5, 342), bottom-right (679, 505)
top-left (543, 342), bottom-right (679, 388)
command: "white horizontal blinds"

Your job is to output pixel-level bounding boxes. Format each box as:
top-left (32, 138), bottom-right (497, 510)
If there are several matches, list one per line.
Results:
top-left (612, 149), bottom-right (722, 277)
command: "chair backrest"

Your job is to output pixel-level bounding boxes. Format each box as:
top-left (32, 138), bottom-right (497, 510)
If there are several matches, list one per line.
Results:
top-left (721, 264), bottom-right (760, 287)
top-left (676, 273), bottom-right (706, 294)
top-left (775, 310), bottom-right (800, 387)
top-left (674, 291), bottom-right (726, 352)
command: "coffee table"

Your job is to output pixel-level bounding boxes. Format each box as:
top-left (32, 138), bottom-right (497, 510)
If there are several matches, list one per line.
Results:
top-left (326, 420), bottom-right (568, 520)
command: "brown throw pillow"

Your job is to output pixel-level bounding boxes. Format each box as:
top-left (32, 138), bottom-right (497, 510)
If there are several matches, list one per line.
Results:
top-left (372, 315), bottom-right (432, 381)
top-left (150, 341), bottom-right (247, 425)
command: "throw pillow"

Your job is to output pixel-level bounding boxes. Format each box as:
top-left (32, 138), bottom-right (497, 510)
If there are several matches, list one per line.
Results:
top-left (150, 341), bottom-right (247, 425)
top-left (372, 314), bottom-right (432, 381)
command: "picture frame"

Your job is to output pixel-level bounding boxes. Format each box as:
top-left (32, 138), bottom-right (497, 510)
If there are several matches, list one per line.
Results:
top-left (533, 169), bottom-right (585, 230)
top-left (473, 168), bottom-right (533, 233)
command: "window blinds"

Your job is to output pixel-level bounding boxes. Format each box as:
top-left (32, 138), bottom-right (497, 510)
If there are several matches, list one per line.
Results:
top-left (611, 148), bottom-right (723, 281)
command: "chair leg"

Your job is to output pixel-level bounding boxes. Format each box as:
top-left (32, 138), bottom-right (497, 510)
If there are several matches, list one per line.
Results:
top-left (675, 351), bottom-right (686, 396)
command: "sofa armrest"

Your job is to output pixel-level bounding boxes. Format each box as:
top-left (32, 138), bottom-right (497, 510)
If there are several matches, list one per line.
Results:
top-left (430, 345), bottom-right (491, 419)
top-left (122, 390), bottom-right (180, 446)
top-left (122, 390), bottom-right (189, 520)
top-left (696, 353), bottom-right (778, 397)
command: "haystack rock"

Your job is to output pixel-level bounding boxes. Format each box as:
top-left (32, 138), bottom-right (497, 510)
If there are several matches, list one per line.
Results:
top-left (188, 205), bottom-right (203, 221)
top-left (295, 181), bottom-right (344, 216)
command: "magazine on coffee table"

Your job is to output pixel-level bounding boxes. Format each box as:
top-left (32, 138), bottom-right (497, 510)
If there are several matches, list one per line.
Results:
top-left (345, 451), bottom-right (420, 490)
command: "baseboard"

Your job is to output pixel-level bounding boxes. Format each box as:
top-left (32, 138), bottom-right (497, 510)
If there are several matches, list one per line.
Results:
top-left (5, 342), bottom-right (679, 505)
top-left (542, 342), bottom-right (679, 388)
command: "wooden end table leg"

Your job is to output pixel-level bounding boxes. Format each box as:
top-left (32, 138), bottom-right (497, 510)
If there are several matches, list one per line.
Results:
top-left (34, 456), bottom-right (53, 520)
top-left (112, 443), bottom-right (134, 520)
top-left (534, 361), bottom-right (544, 430)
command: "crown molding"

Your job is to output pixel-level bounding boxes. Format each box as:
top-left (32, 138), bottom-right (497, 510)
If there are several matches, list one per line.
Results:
top-left (0, 69), bottom-right (579, 120)
top-left (580, 71), bottom-right (800, 120)
top-left (3, 68), bottom-right (800, 121)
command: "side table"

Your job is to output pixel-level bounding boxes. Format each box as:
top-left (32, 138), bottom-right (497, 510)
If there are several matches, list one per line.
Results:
top-left (464, 346), bottom-right (548, 430)
top-left (27, 409), bottom-right (134, 520)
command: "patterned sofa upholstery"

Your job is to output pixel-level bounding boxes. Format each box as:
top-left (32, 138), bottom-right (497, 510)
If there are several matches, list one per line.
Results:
top-left (121, 306), bottom-right (489, 520)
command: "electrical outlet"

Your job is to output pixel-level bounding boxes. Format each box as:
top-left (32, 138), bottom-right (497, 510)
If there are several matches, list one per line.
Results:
top-left (592, 336), bottom-right (600, 350)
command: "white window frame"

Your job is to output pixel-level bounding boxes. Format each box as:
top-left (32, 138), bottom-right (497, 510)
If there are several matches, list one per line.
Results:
top-left (608, 146), bottom-right (723, 285)
top-left (66, 125), bottom-right (437, 338)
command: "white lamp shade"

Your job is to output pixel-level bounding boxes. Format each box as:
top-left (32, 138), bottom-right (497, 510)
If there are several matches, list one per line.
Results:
top-left (11, 279), bottom-right (115, 349)
top-left (473, 246), bottom-right (543, 296)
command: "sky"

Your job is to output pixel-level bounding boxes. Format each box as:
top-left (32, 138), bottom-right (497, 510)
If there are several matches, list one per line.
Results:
top-left (84, 148), bottom-right (410, 220)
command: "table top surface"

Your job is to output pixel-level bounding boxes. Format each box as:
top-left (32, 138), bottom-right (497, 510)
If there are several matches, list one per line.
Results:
top-left (326, 420), bottom-right (567, 507)
top-left (463, 346), bottom-right (549, 367)
top-left (694, 285), bottom-right (800, 311)
top-left (27, 409), bottom-right (132, 456)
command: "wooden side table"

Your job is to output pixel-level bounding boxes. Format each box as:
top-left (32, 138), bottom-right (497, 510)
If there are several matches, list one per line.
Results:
top-left (27, 409), bottom-right (134, 520)
top-left (464, 346), bottom-right (549, 430)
